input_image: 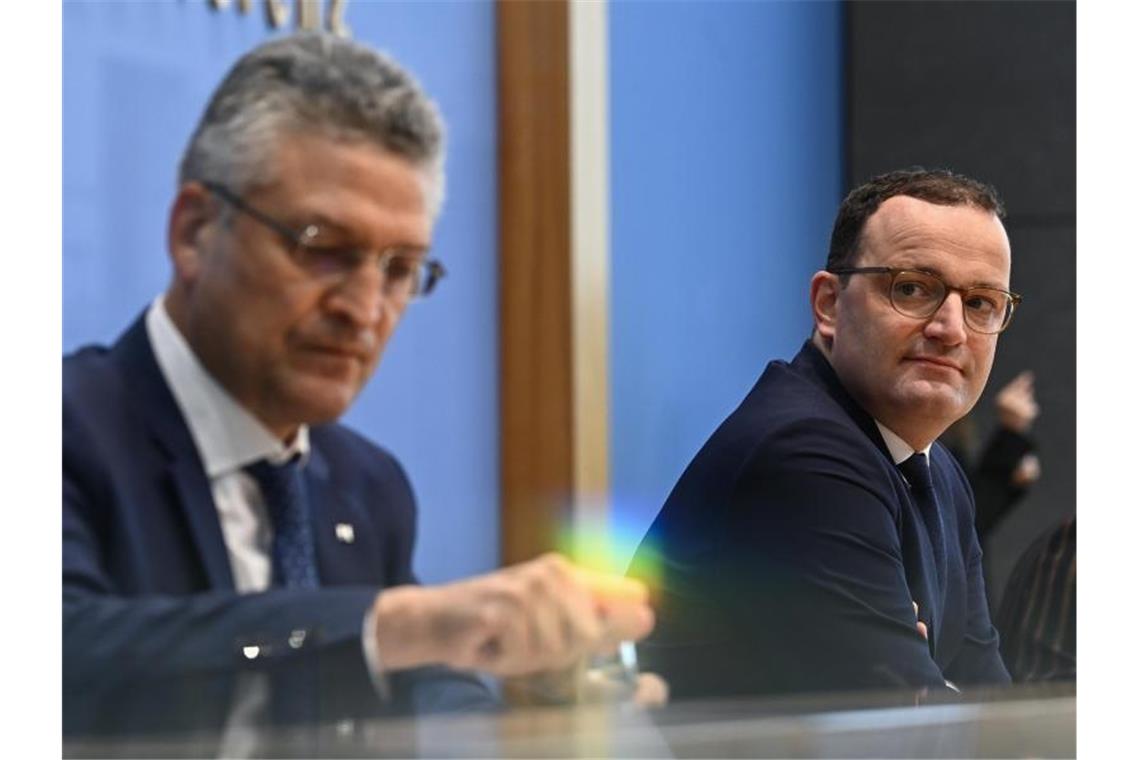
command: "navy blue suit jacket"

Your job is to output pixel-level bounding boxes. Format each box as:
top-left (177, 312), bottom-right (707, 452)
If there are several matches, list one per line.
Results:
top-left (630, 341), bottom-right (1010, 698)
top-left (63, 316), bottom-right (494, 734)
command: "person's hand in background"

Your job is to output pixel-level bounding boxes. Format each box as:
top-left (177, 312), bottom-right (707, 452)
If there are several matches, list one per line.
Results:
top-left (1011, 452), bottom-right (1041, 487)
top-left (995, 371), bottom-right (1039, 434)
top-left (995, 371), bottom-right (1042, 488)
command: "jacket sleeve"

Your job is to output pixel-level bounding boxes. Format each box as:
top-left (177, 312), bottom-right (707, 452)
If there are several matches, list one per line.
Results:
top-left (63, 399), bottom-right (495, 735)
top-left (718, 417), bottom-right (952, 693)
top-left (640, 415), bottom-right (957, 698)
top-left (943, 526), bottom-right (1012, 686)
top-left (64, 445), bottom-right (387, 733)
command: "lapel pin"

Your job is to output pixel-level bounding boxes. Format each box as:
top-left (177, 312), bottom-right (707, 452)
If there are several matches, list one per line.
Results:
top-left (335, 523), bottom-right (355, 544)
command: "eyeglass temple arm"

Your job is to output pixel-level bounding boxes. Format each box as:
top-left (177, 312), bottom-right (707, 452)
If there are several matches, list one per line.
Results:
top-left (201, 181), bottom-right (307, 248)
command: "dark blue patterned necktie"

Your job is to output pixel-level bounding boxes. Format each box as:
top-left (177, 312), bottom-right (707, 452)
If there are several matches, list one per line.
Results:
top-left (899, 452), bottom-right (947, 583)
top-left (245, 457), bottom-right (320, 589)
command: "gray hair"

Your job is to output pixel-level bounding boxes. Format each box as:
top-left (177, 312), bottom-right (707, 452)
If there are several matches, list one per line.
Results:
top-left (178, 32), bottom-right (446, 217)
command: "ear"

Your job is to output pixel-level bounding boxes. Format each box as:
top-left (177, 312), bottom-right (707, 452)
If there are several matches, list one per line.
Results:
top-left (167, 183), bottom-right (217, 286)
top-left (810, 270), bottom-right (841, 343)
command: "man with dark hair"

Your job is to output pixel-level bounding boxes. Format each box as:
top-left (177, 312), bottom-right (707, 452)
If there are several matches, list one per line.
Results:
top-left (826, 169), bottom-right (1006, 272)
top-left (631, 168), bottom-right (1014, 698)
top-left (64, 33), bottom-right (653, 735)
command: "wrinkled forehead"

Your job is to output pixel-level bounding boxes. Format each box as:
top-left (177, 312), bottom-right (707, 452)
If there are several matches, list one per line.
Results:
top-left (243, 128), bottom-right (442, 220)
top-left (859, 195), bottom-right (1011, 282)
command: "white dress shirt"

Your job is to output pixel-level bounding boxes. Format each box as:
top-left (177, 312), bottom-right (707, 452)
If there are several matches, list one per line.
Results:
top-left (873, 419), bottom-right (959, 693)
top-left (146, 295), bottom-right (311, 593)
top-left (147, 295), bottom-right (391, 700)
top-left (873, 420), bottom-right (932, 466)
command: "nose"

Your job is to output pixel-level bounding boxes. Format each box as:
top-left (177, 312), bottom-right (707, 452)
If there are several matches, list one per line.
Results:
top-left (324, 262), bottom-right (386, 328)
top-left (923, 291), bottom-right (968, 346)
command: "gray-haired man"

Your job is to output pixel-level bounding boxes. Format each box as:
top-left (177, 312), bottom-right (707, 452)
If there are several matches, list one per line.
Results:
top-left (63, 33), bottom-right (653, 733)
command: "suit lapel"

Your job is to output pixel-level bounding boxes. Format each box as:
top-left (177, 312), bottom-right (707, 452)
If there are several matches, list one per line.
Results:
top-left (167, 454), bottom-right (235, 589)
top-left (794, 341), bottom-right (894, 462)
top-left (114, 315), bottom-right (235, 590)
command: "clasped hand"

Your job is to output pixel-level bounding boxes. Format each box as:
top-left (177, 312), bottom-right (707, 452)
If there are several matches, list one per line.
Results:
top-left (372, 553), bottom-right (655, 681)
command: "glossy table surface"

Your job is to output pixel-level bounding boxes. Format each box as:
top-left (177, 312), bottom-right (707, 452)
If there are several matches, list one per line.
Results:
top-left (64, 681), bottom-right (1075, 758)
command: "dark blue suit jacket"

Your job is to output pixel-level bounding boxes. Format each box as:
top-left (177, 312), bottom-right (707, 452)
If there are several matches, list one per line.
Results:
top-left (63, 316), bottom-right (495, 735)
top-left (630, 341), bottom-right (1010, 698)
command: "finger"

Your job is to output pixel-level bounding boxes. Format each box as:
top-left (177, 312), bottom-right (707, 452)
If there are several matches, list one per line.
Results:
top-left (595, 596), bottom-right (655, 647)
top-left (533, 554), bottom-right (606, 663)
top-left (528, 602), bottom-right (567, 669)
top-left (1007, 388), bottom-right (1032, 408)
top-left (577, 666), bottom-right (636, 704)
top-left (559, 571), bottom-right (606, 659)
top-left (471, 585), bottom-right (533, 676)
top-left (465, 604), bottom-right (510, 671)
top-left (578, 568), bottom-right (650, 604)
top-left (911, 601), bottom-right (928, 640)
top-left (910, 600), bottom-right (928, 640)
top-left (572, 567), bottom-right (654, 646)
top-left (633, 672), bottom-right (670, 707)
top-left (523, 568), bottom-right (576, 670)
top-left (1001, 376), bottom-right (1032, 404)
top-left (1012, 454), bottom-right (1041, 485)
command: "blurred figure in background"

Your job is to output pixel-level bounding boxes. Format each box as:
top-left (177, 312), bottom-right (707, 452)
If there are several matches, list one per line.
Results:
top-left (995, 516), bottom-right (1076, 682)
top-left (942, 370), bottom-right (1041, 541)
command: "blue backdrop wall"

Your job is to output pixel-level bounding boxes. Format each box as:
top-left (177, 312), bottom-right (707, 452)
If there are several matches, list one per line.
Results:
top-left (62, 1), bottom-right (499, 584)
top-left (608, 0), bottom-right (846, 563)
top-left (64, 0), bottom-right (847, 581)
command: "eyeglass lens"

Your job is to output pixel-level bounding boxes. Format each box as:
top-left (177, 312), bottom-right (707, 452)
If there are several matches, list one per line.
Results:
top-left (889, 270), bottom-right (1011, 333)
top-left (293, 229), bottom-right (432, 300)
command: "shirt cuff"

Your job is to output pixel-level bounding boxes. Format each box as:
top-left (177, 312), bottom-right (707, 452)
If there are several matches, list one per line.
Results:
top-left (361, 606), bottom-right (392, 702)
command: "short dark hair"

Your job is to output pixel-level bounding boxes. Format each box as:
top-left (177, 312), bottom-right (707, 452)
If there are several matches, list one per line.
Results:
top-left (826, 168), bottom-right (1005, 271)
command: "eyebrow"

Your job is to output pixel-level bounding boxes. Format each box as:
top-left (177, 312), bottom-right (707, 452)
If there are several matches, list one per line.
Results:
top-left (905, 264), bottom-right (1009, 291)
top-left (301, 215), bottom-right (356, 238)
top-left (302, 214), bottom-right (431, 255)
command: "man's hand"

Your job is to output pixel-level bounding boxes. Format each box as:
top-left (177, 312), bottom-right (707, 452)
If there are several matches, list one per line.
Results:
top-left (371, 553), bottom-right (654, 677)
top-left (995, 370), bottom-right (1039, 433)
top-left (570, 669), bottom-right (669, 706)
top-left (1011, 452), bottom-right (1041, 487)
top-left (913, 601), bottom-right (928, 640)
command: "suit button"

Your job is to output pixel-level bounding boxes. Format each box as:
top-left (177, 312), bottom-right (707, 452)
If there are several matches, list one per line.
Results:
top-left (288, 629), bottom-right (308, 649)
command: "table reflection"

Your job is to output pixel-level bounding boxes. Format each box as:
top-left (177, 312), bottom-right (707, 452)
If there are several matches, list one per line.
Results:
top-left (64, 681), bottom-right (1074, 758)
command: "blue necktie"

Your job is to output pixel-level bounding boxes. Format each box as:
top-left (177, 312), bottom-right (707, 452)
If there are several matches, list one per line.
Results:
top-left (246, 457), bottom-right (320, 589)
top-left (899, 453), bottom-right (947, 586)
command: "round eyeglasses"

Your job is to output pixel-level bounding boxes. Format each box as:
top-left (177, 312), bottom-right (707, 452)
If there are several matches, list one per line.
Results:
top-left (827, 266), bottom-right (1022, 335)
top-left (203, 182), bottom-right (445, 302)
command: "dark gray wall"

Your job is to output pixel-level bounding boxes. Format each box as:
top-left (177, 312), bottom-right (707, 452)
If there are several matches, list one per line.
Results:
top-left (846, 1), bottom-right (1076, 607)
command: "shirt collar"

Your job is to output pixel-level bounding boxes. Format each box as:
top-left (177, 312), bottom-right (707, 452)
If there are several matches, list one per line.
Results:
top-left (146, 295), bottom-right (309, 477)
top-left (874, 420), bottom-right (932, 466)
